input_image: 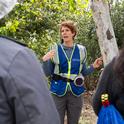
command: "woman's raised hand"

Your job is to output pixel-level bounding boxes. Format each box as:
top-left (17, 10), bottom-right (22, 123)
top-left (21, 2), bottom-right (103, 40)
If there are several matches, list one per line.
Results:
top-left (42, 50), bottom-right (55, 62)
top-left (93, 57), bottom-right (103, 69)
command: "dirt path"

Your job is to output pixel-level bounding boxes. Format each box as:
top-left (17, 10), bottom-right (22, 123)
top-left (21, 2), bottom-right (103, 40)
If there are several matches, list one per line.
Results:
top-left (79, 91), bottom-right (97, 124)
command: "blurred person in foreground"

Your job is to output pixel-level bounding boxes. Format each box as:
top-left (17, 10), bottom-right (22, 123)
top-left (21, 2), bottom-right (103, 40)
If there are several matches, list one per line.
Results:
top-left (0, 1), bottom-right (60, 124)
top-left (92, 46), bottom-right (124, 118)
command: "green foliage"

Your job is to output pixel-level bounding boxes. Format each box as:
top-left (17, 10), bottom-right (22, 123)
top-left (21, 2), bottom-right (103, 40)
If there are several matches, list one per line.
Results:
top-left (111, 0), bottom-right (124, 48)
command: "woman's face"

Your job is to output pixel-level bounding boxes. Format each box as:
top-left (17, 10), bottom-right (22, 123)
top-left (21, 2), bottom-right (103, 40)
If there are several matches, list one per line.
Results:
top-left (60, 26), bottom-right (75, 42)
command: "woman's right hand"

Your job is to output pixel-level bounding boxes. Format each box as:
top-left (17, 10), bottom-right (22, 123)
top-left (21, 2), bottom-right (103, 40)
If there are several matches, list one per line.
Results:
top-left (42, 50), bottom-right (55, 62)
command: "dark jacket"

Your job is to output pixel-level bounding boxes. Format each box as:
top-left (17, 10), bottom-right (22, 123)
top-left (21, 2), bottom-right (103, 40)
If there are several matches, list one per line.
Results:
top-left (0, 36), bottom-right (60, 124)
top-left (92, 58), bottom-right (124, 117)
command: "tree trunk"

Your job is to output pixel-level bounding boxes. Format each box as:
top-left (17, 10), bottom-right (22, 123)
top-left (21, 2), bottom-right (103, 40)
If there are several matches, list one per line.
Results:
top-left (90, 0), bottom-right (119, 65)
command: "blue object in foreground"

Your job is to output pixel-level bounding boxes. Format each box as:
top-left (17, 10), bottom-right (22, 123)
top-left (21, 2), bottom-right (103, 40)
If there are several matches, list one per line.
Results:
top-left (97, 105), bottom-right (124, 124)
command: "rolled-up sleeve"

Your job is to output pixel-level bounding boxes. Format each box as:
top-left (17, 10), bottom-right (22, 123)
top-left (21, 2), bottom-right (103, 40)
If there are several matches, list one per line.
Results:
top-left (81, 63), bottom-right (94, 76)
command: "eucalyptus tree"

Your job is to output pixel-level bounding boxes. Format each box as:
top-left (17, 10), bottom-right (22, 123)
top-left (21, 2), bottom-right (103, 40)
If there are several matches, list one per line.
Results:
top-left (91, 0), bottom-right (119, 65)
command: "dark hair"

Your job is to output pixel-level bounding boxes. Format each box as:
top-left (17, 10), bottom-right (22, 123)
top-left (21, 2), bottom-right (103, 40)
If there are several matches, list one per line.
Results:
top-left (114, 47), bottom-right (124, 82)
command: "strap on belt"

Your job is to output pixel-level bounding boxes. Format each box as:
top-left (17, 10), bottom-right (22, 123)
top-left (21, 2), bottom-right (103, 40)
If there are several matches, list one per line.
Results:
top-left (52, 74), bottom-right (73, 82)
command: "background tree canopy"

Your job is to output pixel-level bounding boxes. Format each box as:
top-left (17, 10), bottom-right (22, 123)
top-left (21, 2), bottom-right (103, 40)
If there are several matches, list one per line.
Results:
top-left (0, 0), bottom-right (124, 89)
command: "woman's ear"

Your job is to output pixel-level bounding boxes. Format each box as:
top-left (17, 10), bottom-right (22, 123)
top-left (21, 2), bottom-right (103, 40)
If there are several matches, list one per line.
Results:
top-left (73, 32), bottom-right (76, 38)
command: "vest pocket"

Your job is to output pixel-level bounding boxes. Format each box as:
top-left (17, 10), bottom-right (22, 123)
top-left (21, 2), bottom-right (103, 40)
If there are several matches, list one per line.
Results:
top-left (50, 80), bottom-right (67, 96)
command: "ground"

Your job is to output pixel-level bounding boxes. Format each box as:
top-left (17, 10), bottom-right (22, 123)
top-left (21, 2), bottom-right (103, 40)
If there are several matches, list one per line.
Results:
top-left (79, 91), bottom-right (97, 124)
top-left (64, 91), bottom-right (97, 124)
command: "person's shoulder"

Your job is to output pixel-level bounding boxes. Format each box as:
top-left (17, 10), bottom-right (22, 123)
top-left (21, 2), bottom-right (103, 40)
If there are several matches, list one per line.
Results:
top-left (0, 35), bottom-right (27, 47)
top-left (0, 36), bottom-right (29, 56)
top-left (50, 42), bottom-right (59, 50)
top-left (76, 44), bottom-right (86, 54)
top-left (76, 43), bottom-right (85, 47)
top-left (0, 36), bottom-right (30, 67)
top-left (76, 44), bottom-right (86, 49)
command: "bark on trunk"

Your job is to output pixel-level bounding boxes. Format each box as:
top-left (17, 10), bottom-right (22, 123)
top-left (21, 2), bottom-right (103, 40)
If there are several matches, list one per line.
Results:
top-left (90, 0), bottom-right (119, 65)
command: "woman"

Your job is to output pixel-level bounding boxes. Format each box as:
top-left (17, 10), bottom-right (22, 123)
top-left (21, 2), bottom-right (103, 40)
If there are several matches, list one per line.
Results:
top-left (42, 20), bottom-right (102, 124)
top-left (92, 47), bottom-right (124, 118)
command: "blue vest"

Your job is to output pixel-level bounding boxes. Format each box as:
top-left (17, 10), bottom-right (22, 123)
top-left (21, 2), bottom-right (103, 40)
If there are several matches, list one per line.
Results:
top-left (50, 43), bottom-right (86, 96)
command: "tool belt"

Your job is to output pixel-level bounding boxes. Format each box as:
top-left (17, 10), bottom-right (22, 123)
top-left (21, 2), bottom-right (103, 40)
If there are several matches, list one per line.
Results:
top-left (52, 74), bottom-right (73, 82)
top-left (52, 74), bottom-right (84, 87)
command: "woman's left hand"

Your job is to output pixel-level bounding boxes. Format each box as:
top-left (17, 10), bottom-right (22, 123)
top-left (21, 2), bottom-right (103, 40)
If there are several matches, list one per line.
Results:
top-left (93, 57), bottom-right (103, 69)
